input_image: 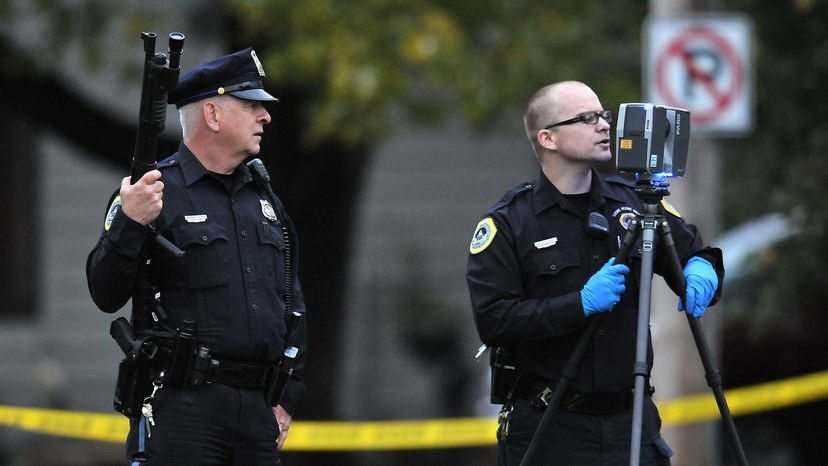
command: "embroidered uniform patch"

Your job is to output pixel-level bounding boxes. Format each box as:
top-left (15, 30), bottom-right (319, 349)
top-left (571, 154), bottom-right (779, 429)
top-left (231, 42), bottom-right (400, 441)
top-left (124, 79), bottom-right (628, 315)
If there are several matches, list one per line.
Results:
top-left (104, 196), bottom-right (121, 231)
top-left (661, 199), bottom-right (682, 218)
top-left (619, 212), bottom-right (636, 230)
top-left (470, 218), bottom-right (497, 254)
top-left (612, 206), bottom-right (640, 230)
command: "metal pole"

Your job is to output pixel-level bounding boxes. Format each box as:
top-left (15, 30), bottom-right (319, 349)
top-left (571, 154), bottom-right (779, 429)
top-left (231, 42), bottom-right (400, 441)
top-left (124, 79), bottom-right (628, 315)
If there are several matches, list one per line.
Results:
top-left (647, 0), bottom-right (724, 463)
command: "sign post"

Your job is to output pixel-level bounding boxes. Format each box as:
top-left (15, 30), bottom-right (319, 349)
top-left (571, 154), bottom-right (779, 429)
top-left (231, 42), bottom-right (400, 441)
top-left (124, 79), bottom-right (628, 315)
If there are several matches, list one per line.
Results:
top-left (643, 12), bottom-right (755, 465)
top-left (644, 14), bottom-right (754, 136)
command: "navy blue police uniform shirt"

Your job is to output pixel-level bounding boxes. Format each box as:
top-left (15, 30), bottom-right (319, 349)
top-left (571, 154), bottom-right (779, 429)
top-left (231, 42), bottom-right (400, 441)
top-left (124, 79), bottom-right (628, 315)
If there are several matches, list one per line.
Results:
top-left (467, 169), bottom-right (723, 395)
top-left (87, 144), bottom-right (306, 413)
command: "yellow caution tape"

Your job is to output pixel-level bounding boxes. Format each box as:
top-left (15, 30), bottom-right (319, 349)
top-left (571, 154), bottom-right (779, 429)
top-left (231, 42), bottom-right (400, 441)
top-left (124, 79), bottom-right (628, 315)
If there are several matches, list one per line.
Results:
top-left (0, 405), bottom-right (128, 443)
top-left (657, 369), bottom-right (828, 425)
top-left (2, 369), bottom-right (828, 450)
top-left (288, 417), bottom-right (497, 451)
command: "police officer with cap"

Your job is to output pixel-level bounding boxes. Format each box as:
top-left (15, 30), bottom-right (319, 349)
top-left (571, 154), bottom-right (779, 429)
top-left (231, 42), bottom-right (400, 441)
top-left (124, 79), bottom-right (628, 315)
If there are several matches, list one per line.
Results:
top-left (87, 47), bottom-right (307, 465)
top-left (466, 81), bottom-right (723, 465)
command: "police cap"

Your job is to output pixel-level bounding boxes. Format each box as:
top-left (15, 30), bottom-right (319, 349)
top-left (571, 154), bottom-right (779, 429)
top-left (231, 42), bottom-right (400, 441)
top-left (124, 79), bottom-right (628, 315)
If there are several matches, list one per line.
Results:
top-left (168, 47), bottom-right (278, 108)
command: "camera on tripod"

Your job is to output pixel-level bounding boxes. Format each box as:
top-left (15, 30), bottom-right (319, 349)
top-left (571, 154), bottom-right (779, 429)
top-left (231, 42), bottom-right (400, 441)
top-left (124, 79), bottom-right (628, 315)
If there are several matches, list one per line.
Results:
top-left (615, 103), bottom-right (690, 178)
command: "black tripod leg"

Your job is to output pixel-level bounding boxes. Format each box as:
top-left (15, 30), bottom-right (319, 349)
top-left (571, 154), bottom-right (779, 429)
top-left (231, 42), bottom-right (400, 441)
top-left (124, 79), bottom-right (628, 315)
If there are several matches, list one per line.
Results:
top-left (659, 222), bottom-right (750, 466)
top-left (519, 220), bottom-right (640, 466)
top-left (630, 221), bottom-right (657, 466)
top-left (519, 316), bottom-right (603, 466)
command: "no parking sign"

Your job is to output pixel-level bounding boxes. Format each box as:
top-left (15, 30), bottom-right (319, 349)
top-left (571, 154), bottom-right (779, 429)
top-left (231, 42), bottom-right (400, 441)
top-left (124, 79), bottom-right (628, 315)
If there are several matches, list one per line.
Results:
top-left (644, 14), bottom-right (754, 136)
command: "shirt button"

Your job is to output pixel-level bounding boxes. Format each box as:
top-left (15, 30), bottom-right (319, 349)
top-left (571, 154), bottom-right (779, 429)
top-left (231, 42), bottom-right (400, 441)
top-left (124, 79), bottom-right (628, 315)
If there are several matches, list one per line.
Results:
top-left (593, 254), bottom-right (600, 260)
top-left (246, 267), bottom-right (252, 273)
top-left (241, 230), bottom-right (247, 237)
top-left (251, 304), bottom-right (258, 310)
top-left (549, 265), bottom-right (557, 271)
top-left (201, 235), bottom-right (208, 242)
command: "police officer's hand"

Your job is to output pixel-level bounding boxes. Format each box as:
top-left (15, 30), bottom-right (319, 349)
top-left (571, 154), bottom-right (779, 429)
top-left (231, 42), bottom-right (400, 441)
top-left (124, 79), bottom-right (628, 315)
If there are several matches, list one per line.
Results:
top-left (273, 405), bottom-right (292, 450)
top-left (678, 256), bottom-right (718, 318)
top-left (581, 258), bottom-right (630, 317)
top-left (119, 170), bottom-right (164, 225)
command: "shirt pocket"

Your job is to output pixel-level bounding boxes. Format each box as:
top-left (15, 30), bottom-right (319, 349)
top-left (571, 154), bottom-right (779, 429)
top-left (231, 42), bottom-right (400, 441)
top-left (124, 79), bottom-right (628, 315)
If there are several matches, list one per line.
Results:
top-left (257, 221), bottom-right (286, 284)
top-left (527, 247), bottom-right (581, 278)
top-left (174, 222), bottom-right (232, 289)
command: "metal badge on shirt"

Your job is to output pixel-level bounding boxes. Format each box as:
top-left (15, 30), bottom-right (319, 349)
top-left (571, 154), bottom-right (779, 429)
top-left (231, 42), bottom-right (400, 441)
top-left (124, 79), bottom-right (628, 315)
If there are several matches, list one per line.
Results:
top-left (260, 199), bottom-right (278, 221)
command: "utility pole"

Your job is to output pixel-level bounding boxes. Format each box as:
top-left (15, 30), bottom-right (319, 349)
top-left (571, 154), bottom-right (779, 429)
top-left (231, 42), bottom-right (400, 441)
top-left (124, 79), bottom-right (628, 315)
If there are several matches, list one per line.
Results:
top-left (648, 0), bottom-right (724, 465)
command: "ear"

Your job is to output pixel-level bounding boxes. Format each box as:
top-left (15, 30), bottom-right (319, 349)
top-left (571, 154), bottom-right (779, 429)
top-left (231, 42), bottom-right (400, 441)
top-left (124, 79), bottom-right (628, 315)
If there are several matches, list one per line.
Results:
top-left (203, 101), bottom-right (221, 132)
top-left (537, 128), bottom-right (557, 151)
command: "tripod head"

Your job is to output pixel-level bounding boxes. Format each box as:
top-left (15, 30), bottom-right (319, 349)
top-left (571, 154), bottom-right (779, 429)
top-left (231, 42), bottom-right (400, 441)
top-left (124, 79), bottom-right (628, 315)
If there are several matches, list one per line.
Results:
top-left (633, 173), bottom-right (670, 206)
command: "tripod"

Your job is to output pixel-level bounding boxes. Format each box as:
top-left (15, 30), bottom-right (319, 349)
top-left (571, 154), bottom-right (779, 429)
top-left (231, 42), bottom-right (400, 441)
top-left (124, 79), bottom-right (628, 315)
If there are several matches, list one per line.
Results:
top-left (520, 175), bottom-right (748, 466)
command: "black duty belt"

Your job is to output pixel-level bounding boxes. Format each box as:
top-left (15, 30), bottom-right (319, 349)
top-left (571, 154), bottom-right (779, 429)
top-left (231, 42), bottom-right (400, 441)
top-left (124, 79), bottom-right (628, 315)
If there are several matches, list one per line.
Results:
top-left (514, 376), bottom-right (640, 415)
top-left (207, 359), bottom-right (273, 389)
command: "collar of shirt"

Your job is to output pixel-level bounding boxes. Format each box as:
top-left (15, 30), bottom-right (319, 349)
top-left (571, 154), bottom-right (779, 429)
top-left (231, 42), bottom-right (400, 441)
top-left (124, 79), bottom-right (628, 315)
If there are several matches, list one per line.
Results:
top-left (531, 168), bottom-right (626, 216)
top-left (171, 143), bottom-right (254, 192)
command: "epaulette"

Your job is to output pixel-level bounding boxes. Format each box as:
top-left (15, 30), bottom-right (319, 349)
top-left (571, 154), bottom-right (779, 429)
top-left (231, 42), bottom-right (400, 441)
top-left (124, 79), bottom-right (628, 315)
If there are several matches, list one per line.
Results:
top-left (156, 153), bottom-right (181, 170)
top-left (487, 181), bottom-right (533, 214)
top-left (605, 174), bottom-right (636, 189)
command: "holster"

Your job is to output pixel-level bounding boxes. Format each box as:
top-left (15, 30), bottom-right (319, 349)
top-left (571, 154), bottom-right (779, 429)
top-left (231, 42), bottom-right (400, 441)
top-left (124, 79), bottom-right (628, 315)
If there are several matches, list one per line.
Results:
top-left (265, 346), bottom-right (297, 407)
top-left (113, 335), bottom-right (162, 419)
top-left (110, 316), bottom-right (177, 419)
top-left (490, 347), bottom-right (518, 404)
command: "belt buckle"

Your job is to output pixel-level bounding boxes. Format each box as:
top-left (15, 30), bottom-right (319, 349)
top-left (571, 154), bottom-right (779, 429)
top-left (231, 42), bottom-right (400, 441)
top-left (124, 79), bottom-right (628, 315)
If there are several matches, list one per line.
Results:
top-left (528, 385), bottom-right (555, 411)
top-left (538, 386), bottom-right (554, 406)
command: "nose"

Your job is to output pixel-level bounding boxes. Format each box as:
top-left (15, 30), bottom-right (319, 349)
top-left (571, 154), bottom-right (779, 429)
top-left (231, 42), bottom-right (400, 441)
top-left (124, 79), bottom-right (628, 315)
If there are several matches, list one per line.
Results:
top-left (260, 108), bottom-right (272, 125)
top-left (597, 115), bottom-right (611, 131)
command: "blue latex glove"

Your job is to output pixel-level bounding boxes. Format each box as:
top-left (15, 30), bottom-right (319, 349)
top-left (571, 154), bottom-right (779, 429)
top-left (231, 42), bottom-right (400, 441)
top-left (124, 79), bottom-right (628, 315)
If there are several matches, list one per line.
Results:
top-left (678, 256), bottom-right (718, 318)
top-left (581, 258), bottom-right (630, 317)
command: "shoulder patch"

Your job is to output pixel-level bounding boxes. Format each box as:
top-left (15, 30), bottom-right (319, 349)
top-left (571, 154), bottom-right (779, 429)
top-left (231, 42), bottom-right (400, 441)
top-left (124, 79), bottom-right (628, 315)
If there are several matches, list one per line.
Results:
top-left (469, 218), bottom-right (497, 254)
top-left (661, 199), bottom-right (682, 218)
top-left (104, 195), bottom-right (121, 231)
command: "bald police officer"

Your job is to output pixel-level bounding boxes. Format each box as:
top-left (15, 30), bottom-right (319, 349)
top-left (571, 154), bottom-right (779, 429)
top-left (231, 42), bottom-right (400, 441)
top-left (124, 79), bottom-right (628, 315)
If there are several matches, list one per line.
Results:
top-left (466, 81), bottom-right (723, 465)
top-left (87, 48), bottom-right (307, 465)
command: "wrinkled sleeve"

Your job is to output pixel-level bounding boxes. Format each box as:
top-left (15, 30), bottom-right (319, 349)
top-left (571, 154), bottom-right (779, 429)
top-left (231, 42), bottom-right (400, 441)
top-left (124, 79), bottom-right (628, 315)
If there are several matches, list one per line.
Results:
top-left (466, 214), bottom-right (585, 348)
top-left (657, 208), bottom-right (725, 307)
top-left (86, 192), bottom-right (148, 313)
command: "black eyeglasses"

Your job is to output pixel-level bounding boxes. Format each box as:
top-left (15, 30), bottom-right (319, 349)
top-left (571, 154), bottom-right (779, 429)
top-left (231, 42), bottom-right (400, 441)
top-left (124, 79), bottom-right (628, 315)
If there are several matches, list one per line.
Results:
top-left (544, 110), bottom-right (613, 129)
